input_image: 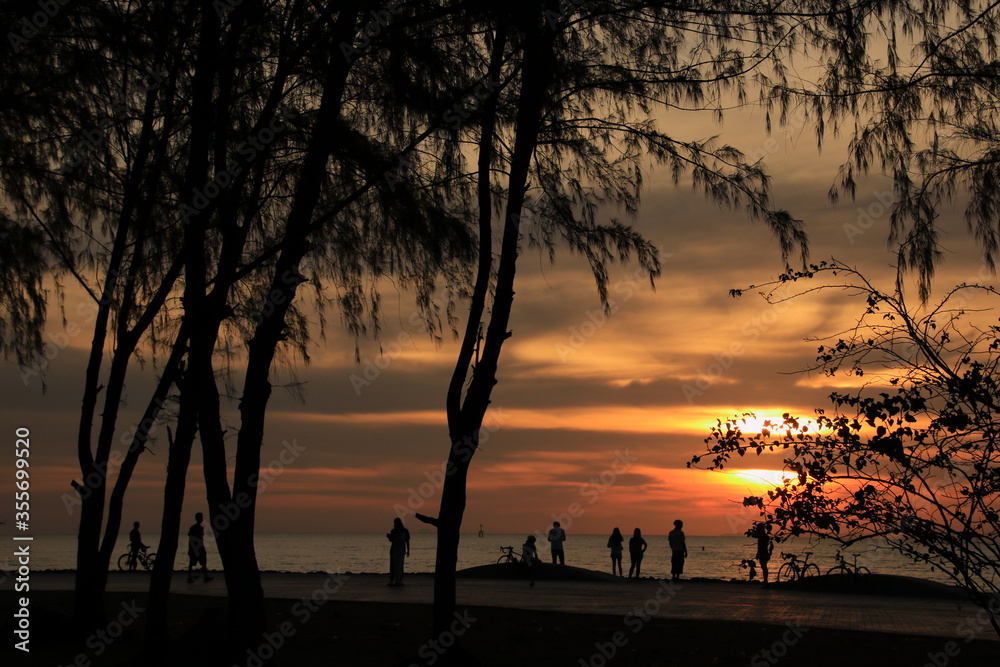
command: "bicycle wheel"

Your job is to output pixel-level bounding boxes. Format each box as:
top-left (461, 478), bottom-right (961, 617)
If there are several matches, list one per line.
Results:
top-left (826, 565), bottom-right (849, 576)
top-left (117, 554), bottom-right (130, 571)
top-left (802, 563), bottom-right (821, 578)
top-left (496, 554), bottom-right (513, 565)
top-left (145, 553), bottom-right (156, 570)
top-left (855, 566), bottom-right (871, 576)
top-left (777, 563), bottom-right (796, 582)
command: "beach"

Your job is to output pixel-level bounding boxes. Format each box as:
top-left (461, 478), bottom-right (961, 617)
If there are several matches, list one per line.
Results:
top-left (4, 567), bottom-right (997, 666)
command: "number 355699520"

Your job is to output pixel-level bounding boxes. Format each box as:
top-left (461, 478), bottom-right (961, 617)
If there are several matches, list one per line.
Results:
top-left (15, 427), bottom-right (30, 520)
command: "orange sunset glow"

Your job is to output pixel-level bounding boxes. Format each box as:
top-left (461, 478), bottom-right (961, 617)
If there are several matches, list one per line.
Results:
top-left (8, 5), bottom-right (1000, 666)
top-left (0, 69), bottom-right (986, 542)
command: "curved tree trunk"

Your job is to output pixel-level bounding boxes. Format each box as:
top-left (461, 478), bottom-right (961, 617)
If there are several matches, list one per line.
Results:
top-left (422, 7), bottom-right (556, 646)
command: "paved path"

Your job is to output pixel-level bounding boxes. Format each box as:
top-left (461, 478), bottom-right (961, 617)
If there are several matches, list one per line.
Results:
top-left (17, 572), bottom-right (997, 641)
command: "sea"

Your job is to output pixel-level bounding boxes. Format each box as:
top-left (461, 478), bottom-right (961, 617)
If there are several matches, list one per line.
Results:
top-left (12, 533), bottom-right (957, 585)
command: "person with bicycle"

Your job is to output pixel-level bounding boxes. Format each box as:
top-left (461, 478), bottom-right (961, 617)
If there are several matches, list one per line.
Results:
top-left (128, 521), bottom-right (147, 572)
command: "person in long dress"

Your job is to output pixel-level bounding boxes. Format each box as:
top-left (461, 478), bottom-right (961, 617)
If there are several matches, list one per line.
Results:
top-left (387, 518), bottom-right (410, 586)
top-left (668, 519), bottom-right (687, 581)
top-left (753, 523), bottom-right (774, 584)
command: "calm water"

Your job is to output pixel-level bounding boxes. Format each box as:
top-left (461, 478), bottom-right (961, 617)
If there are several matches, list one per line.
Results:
top-left (12, 532), bottom-right (954, 585)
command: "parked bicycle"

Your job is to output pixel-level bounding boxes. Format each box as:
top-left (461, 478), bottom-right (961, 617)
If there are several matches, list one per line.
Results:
top-left (826, 552), bottom-right (871, 577)
top-left (776, 551), bottom-right (819, 582)
top-left (118, 546), bottom-right (156, 571)
top-left (496, 545), bottom-right (523, 564)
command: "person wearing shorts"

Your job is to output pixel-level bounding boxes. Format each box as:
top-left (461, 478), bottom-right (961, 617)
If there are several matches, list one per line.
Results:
top-left (547, 521), bottom-right (566, 564)
top-left (187, 512), bottom-right (213, 583)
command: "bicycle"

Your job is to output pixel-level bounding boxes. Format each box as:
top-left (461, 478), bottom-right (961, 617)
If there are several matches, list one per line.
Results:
top-left (826, 552), bottom-right (871, 577)
top-left (118, 546), bottom-right (156, 571)
top-left (776, 551), bottom-right (820, 582)
top-left (496, 545), bottom-right (523, 564)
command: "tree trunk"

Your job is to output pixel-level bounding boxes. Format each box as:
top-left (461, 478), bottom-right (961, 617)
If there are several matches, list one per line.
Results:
top-left (200, 4), bottom-right (361, 655)
top-left (429, 439), bottom-right (473, 636)
top-left (137, 334), bottom-right (192, 652)
top-left (74, 496), bottom-right (107, 633)
top-left (428, 6), bottom-right (555, 648)
top-left (72, 179), bottom-right (140, 632)
top-left (73, 253), bottom-right (133, 633)
top-left (69, 3), bottom-right (177, 632)
top-left (145, 385), bottom-right (198, 653)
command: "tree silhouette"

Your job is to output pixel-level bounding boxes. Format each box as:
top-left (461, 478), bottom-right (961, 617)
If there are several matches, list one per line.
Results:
top-left (1, 1), bottom-right (198, 632)
top-left (692, 259), bottom-right (1000, 638)
top-left (3, 0), bottom-right (475, 652)
top-left (413, 0), bottom-right (820, 647)
top-left (779, 0), bottom-right (1000, 300)
top-left (8, 0), bottom-right (1000, 659)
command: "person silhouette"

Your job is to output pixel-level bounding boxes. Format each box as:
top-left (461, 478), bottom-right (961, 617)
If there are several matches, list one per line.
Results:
top-left (547, 521), bottom-right (566, 564)
top-left (128, 521), bottom-right (147, 571)
top-left (668, 519), bottom-right (687, 581)
top-left (753, 523), bottom-right (774, 584)
top-left (628, 527), bottom-right (648, 579)
top-left (607, 527), bottom-right (624, 576)
top-left (187, 512), bottom-right (212, 583)
top-left (478, 524), bottom-right (484, 538)
top-left (387, 518), bottom-right (410, 586)
top-left (521, 535), bottom-right (538, 587)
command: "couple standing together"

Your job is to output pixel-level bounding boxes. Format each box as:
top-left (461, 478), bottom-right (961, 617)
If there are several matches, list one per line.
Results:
top-left (606, 527), bottom-right (650, 578)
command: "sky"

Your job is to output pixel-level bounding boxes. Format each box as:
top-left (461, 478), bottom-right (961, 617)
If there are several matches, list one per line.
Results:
top-left (0, 83), bottom-right (989, 542)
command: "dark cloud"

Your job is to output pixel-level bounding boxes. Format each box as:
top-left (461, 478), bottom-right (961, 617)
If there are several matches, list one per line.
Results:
top-left (8, 100), bottom-right (999, 537)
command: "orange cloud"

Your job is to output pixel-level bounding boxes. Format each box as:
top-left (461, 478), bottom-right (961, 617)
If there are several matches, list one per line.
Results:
top-left (275, 404), bottom-right (815, 438)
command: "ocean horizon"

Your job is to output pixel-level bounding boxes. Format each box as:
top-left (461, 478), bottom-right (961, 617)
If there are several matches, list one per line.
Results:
top-left (8, 532), bottom-right (957, 585)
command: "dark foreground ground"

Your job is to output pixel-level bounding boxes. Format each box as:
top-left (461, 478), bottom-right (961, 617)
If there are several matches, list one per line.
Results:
top-left (2, 589), bottom-right (998, 667)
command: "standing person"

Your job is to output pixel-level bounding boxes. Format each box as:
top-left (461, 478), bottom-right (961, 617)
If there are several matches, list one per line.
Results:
top-left (753, 523), bottom-right (774, 584)
top-left (128, 521), bottom-right (147, 571)
top-left (547, 521), bottom-right (566, 564)
top-left (521, 535), bottom-right (538, 587)
top-left (628, 527), bottom-right (648, 579)
top-left (187, 512), bottom-right (212, 583)
top-left (668, 519), bottom-right (687, 581)
top-left (607, 527), bottom-right (624, 576)
top-left (387, 518), bottom-right (411, 586)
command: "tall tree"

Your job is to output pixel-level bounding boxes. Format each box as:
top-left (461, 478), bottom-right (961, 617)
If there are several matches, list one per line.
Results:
top-left (414, 1), bottom-right (819, 648)
top-left (3, 0), bottom-right (475, 646)
top-left (1, 0), bottom-right (197, 630)
top-left (157, 0), bottom-right (478, 654)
